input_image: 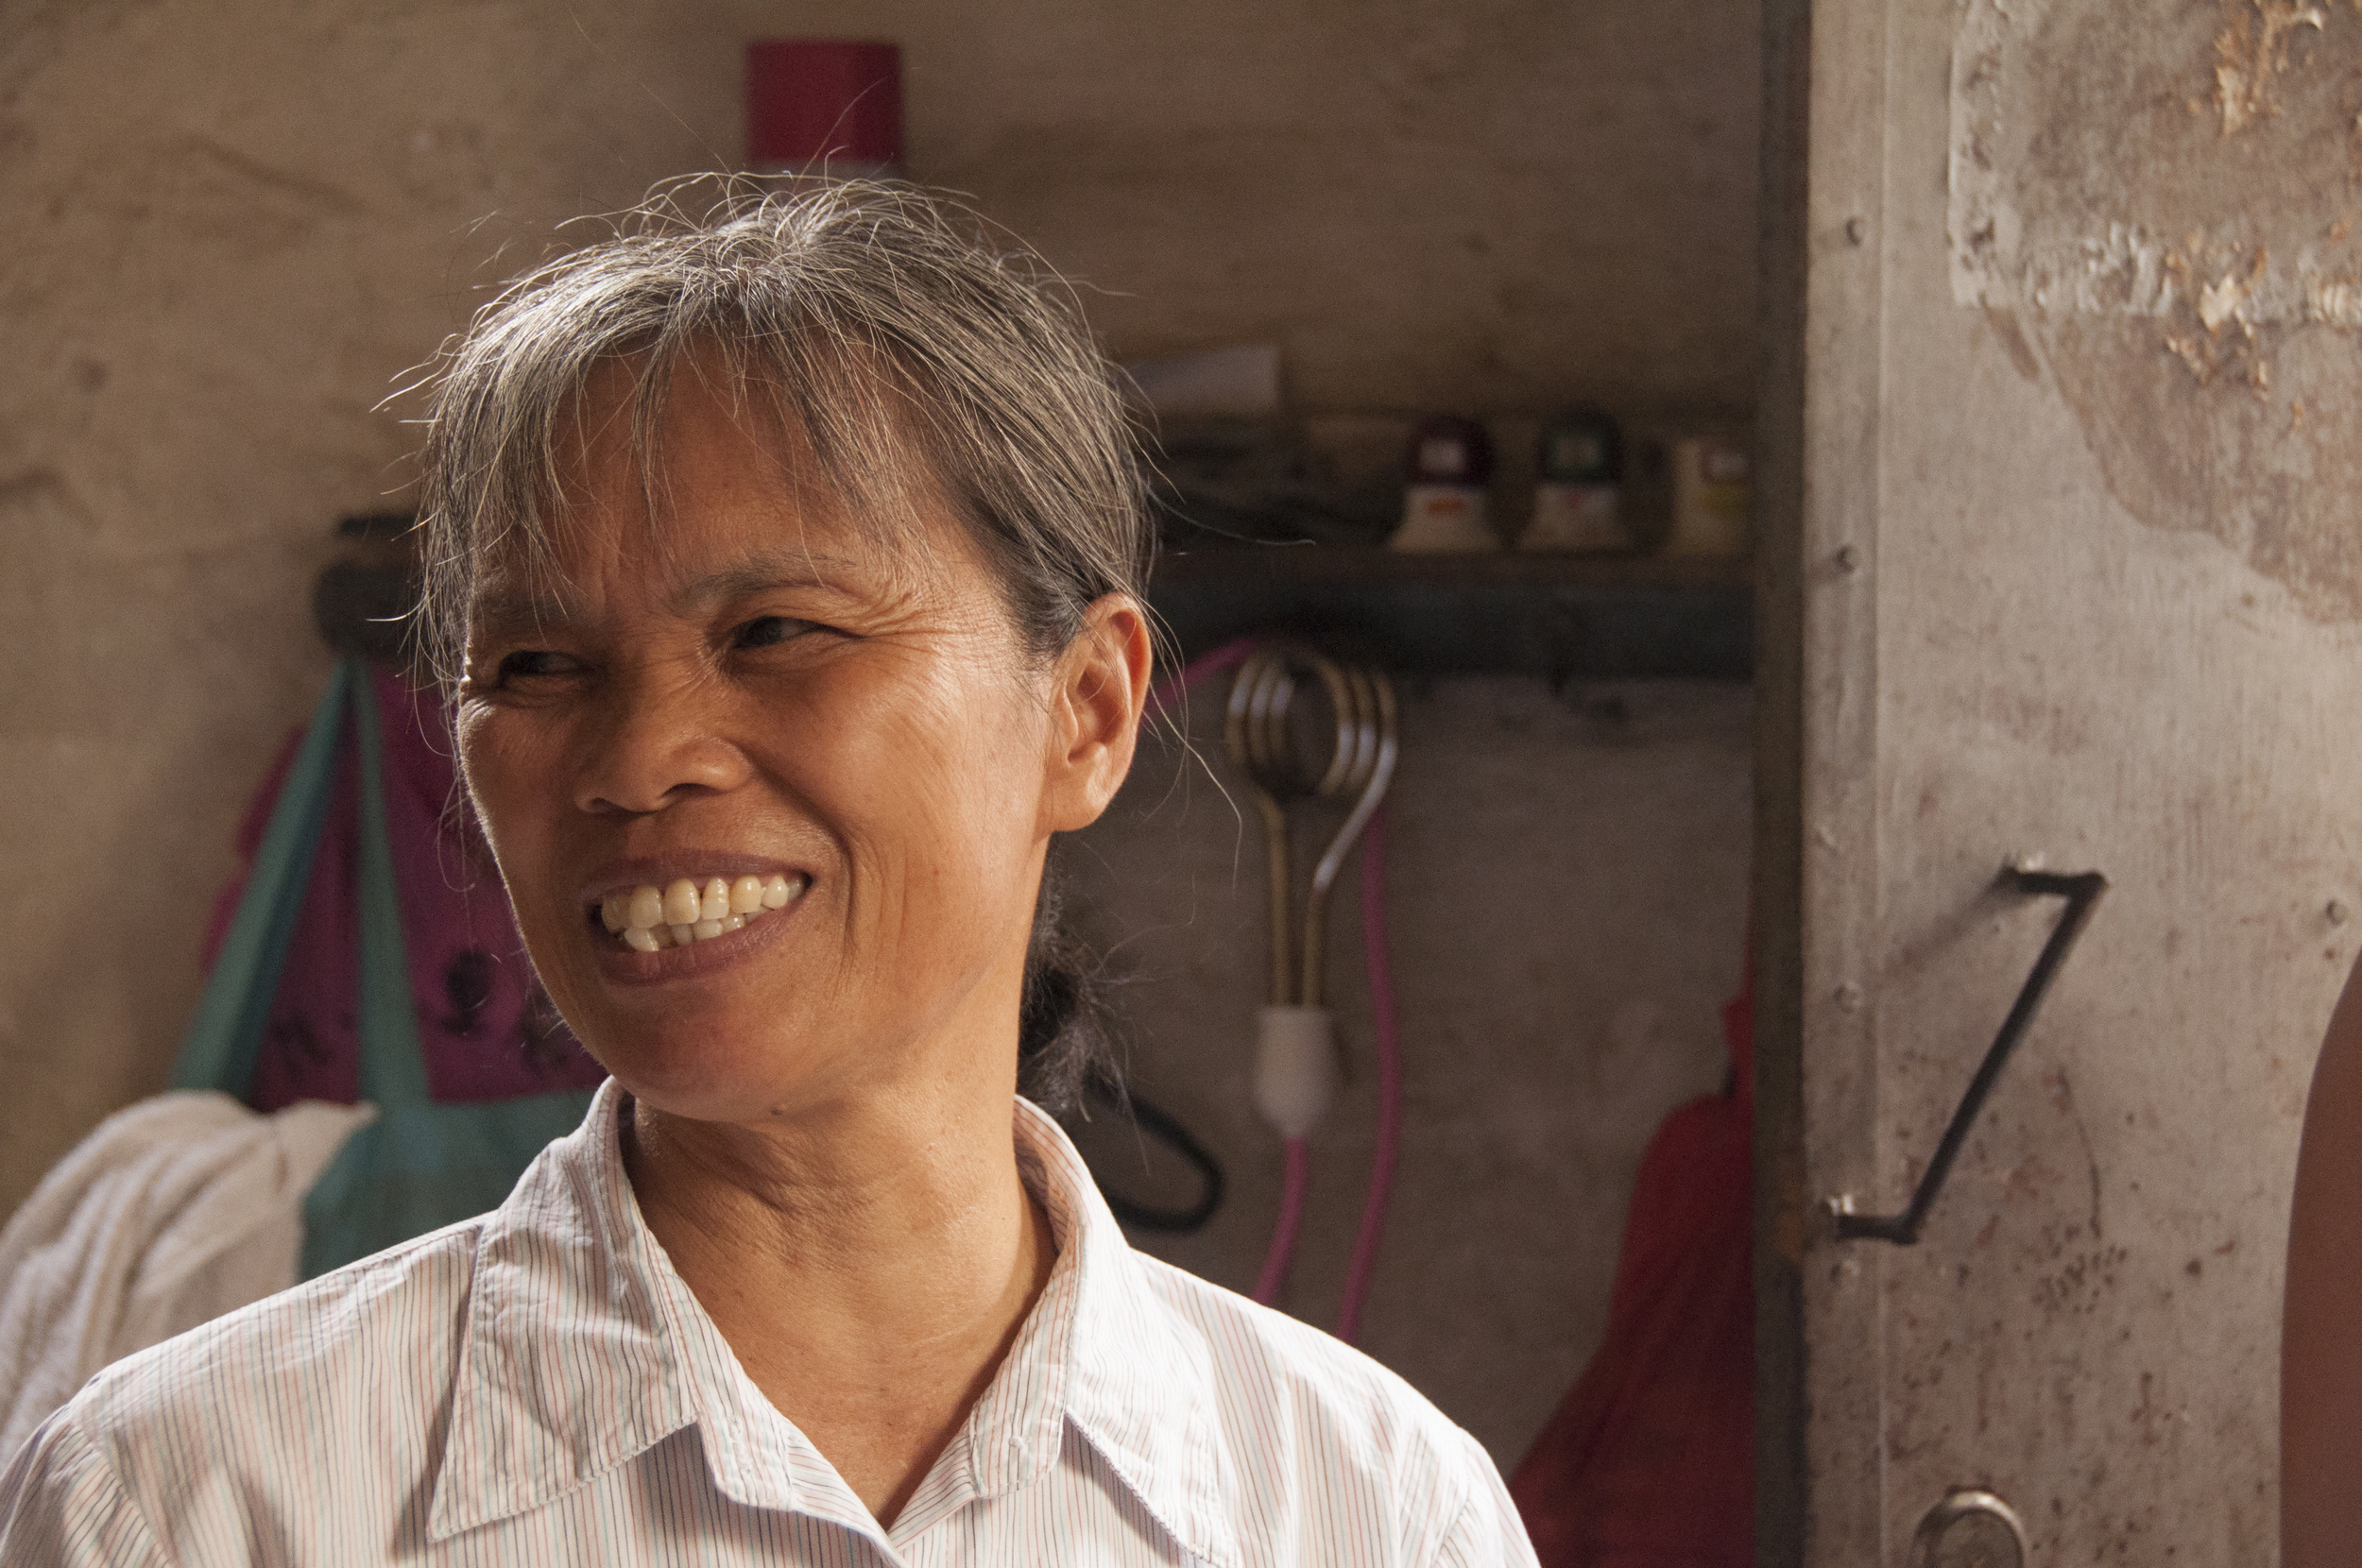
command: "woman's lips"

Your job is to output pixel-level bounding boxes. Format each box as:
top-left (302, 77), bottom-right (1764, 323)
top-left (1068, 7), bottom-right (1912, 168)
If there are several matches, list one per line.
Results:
top-left (588, 877), bottom-right (806, 984)
top-left (595, 872), bottom-right (810, 951)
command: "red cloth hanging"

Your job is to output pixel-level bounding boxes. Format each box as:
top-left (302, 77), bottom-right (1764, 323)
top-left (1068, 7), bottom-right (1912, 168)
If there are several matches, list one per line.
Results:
top-left (1510, 963), bottom-right (1754, 1567)
top-left (203, 667), bottom-right (605, 1110)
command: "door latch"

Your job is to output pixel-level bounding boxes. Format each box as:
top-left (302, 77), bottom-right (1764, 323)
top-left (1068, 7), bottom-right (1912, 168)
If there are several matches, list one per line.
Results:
top-left (1834, 865), bottom-right (2109, 1245)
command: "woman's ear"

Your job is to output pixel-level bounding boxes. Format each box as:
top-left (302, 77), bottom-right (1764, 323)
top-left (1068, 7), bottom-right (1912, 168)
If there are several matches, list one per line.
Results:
top-left (1040, 593), bottom-right (1154, 835)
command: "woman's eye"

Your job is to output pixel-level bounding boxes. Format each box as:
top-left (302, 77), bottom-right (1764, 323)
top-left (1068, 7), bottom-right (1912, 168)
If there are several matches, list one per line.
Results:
top-left (731, 615), bottom-right (813, 651)
top-left (494, 650), bottom-right (575, 682)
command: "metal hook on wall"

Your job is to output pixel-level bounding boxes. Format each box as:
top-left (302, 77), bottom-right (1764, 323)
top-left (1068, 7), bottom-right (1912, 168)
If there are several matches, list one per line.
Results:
top-left (1832, 865), bottom-right (2110, 1246)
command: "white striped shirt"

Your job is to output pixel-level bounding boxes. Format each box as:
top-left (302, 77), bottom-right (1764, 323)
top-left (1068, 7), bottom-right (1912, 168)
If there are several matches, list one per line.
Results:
top-left (0, 1081), bottom-right (1535, 1566)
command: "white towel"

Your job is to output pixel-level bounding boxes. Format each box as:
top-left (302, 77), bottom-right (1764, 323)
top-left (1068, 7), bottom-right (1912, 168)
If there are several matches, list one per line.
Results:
top-left (0, 1091), bottom-right (374, 1457)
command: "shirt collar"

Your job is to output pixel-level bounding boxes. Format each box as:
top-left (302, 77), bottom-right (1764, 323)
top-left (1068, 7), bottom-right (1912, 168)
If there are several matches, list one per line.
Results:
top-left (426, 1080), bottom-right (694, 1542)
top-left (428, 1081), bottom-right (877, 1546)
top-left (426, 1082), bottom-right (1239, 1567)
top-left (963, 1099), bottom-right (1241, 1568)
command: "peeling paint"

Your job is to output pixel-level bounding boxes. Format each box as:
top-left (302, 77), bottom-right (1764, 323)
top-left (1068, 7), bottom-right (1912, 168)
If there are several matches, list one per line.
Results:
top-left (1948, 0), bottom-right (2362, 621)
top-left (2214, 0), bottom-right (2328, 138)
top-left (1950, 0), bottom-right (2362, 326)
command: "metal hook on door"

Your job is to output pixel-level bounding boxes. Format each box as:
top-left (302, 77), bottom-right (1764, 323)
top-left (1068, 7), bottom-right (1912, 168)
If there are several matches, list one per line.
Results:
top-left (1832, 866), bottom-right (2109, 1245)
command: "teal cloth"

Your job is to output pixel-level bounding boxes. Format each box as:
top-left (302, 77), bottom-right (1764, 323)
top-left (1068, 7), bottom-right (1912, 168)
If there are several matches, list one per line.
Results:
top-left (168, 660), bottom-right (594, 1279)
top-left (169, 663), bottom-right (353, 1099)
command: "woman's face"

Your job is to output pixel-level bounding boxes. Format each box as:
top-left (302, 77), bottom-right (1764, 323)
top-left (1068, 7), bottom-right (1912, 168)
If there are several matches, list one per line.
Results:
top-left (455, 362), bottom-right (1138, 1127)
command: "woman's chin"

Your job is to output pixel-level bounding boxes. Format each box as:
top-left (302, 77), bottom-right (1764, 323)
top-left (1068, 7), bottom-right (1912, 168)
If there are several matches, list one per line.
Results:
top-left (590, 1024), bottom-right (847, 1127)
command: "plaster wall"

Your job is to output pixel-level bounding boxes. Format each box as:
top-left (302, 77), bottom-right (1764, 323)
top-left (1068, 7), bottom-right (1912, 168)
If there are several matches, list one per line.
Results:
top-left (0, 0), bottom-right (1759, 1460)
top-left (1071, 676), bottom-right (1750, 1464)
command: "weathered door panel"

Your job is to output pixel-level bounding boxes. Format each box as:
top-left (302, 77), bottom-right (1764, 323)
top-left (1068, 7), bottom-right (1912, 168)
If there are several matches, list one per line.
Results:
top-left (1768, 1), bottom-right (2362, 1562)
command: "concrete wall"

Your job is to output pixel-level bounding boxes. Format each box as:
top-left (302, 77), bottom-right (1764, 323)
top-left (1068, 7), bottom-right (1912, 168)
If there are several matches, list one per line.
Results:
top-left (0, 0), bottom-right (1759, 1463)
top-left (1071, 677), bottom-right (1750, 1463)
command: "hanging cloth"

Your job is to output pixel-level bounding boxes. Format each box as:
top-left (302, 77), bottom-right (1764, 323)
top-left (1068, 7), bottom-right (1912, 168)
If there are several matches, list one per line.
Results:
top-left (170, 661), bottom-right (599, 1278)
top-left (199, 665), bottom-right (605, 1110)
top-left (1508, 961), bottom-right (1755, 1568)
top-left (0, 1091), bottom-right (371, 1458)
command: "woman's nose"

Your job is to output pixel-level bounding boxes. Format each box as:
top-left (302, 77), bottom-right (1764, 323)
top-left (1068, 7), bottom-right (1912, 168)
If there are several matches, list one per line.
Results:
top-left (572, 676), bottom-right (750, 815)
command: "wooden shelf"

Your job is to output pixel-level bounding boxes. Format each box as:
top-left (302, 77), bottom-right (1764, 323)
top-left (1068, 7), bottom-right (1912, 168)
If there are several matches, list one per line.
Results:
top-left (1144, 546), bottom-right (1754, 680)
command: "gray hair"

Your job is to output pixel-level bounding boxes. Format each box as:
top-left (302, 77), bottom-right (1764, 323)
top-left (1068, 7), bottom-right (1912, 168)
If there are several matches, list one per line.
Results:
top-left (413, 177), bottom-right (1153, 681)
top-left (411, 178), bottom-right (1151, 1111)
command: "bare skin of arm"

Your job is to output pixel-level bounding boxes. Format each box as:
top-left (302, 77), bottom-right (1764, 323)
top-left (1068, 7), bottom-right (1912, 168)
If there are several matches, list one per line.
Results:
top-left (2283, 949), bottom-right (2362, 1565)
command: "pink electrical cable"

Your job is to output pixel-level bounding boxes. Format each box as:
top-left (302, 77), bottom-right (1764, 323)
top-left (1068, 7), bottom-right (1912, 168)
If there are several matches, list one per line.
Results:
top-left (1151, 634), bottom-right (1404, 1340)
top-left (1147, 634), bottom-right (1260, 718)
top-left (1254, 1136), bottom-right (1312, 1304)
top-left (1331, 799), bottom-right (1399, 1345)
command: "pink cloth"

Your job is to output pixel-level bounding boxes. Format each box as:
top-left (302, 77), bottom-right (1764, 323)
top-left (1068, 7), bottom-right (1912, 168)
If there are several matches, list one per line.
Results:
top-left (205, 667), bottom-right (605, 1110)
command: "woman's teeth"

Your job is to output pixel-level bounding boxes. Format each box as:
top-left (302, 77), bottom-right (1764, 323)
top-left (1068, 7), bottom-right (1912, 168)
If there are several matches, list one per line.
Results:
top-left (602, 874), bottom-right (806, 952)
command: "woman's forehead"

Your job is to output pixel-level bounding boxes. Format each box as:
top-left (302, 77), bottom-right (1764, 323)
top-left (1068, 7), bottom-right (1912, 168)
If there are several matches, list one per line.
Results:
top-left (467, 436), bottom-right (977, 641)
top-left (560, 349), bottom-right (828, 504)
top-left (513, 362), bottom-right (952, 575)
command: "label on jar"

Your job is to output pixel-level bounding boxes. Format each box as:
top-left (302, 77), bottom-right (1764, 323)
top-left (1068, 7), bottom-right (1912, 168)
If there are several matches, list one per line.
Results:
top-left (1519, 482), bottom-right (1629, 553)
top-left (1665, 438), bottom-right (1752, 557)
top-left (1390, 484), bottom-right (1498, 553)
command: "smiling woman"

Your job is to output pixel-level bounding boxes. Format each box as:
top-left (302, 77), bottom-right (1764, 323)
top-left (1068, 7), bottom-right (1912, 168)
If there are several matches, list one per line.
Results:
top-left (450, 349), bottom-right (1127, 1138)
top-left (0, 183), bottom-right (1535, 1567)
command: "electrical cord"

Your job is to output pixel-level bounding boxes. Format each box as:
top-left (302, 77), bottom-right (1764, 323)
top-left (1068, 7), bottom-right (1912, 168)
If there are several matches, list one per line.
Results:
top-left (1334, 801), bottom-right (1400, 1345)
top-left (1087, 1084), bottom-right (1228, 1233)
top-left (1154, 636), bottom-right (1405, 1344)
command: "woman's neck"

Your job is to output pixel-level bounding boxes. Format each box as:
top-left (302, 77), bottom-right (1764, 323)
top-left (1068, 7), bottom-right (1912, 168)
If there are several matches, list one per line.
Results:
top-left (621, 1082), bottom-right (1057, 1527)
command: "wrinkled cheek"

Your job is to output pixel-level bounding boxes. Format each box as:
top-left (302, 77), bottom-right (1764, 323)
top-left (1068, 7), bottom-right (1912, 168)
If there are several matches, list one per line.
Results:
top-left (507, 888), bottom-right (577, 981)
top-left (454, 715), bottom-right (512, 847)
top-left (828, 833), bottom-right (986, 1016)
top-left (455, 719), bottom-right (548, 881)
top-left (454, 718), bottom-right (573, 992)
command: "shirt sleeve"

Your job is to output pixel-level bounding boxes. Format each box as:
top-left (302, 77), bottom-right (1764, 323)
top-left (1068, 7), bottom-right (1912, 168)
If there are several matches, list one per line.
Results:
top-left (0, 1410), bottom-right (172, 1568)
top-left (1433, 1430), bottom-right (1542, 1568)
